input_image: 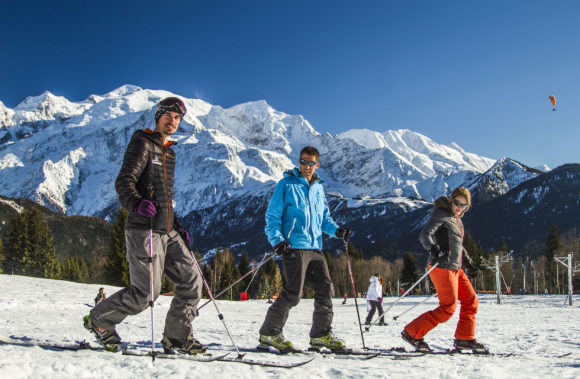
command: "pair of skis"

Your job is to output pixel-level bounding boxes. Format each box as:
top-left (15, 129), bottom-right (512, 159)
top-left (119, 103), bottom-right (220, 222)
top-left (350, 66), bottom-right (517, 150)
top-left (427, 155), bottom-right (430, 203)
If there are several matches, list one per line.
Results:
top-left (0, 335), bottom-right (312, 368)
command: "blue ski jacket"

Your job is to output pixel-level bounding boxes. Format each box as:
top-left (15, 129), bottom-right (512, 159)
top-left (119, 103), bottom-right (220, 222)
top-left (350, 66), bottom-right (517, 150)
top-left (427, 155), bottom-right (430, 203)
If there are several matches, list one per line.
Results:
top-left (265, 167), bottom-right (339, 250)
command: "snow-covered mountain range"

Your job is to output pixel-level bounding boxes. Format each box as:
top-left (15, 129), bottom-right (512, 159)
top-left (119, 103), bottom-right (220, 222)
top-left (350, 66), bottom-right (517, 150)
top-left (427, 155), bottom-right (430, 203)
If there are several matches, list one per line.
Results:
top-left (0, 85), bottom-right (545, 254)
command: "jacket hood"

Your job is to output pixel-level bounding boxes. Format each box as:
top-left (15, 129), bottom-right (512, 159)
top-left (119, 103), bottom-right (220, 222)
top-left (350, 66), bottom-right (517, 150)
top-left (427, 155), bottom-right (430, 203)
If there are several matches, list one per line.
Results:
top-left (433, 196), bottom-right (452, 213)
top-left (369, 276), bottom-right (379, 284)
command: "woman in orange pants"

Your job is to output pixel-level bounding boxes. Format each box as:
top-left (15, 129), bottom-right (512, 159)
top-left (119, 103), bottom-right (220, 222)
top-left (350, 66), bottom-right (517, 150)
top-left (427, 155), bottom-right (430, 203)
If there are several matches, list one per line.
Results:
top-left (402, 187), bottom-right (485, 352)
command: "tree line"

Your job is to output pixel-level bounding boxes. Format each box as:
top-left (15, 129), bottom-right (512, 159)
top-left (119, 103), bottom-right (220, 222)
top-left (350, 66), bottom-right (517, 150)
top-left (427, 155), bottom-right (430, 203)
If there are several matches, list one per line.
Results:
top-left (0, 208), bottom-right (578, 299)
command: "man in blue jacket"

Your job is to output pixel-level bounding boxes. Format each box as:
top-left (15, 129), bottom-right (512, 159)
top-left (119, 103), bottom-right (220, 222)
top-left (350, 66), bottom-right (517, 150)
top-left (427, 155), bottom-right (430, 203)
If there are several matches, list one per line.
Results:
top-left (258, 146), bottom-right (351, 352)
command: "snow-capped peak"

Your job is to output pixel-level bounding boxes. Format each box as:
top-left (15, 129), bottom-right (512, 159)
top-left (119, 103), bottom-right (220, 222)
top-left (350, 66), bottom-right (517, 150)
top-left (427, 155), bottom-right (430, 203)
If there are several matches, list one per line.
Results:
top-left (12, 91), bottom-right (87, 123)
top-left (102, 84), bottom-right (144, 99)
top-left (0, 85), bottom-right (501, 217)
top-left (337, 128), bottom-right (495, 177)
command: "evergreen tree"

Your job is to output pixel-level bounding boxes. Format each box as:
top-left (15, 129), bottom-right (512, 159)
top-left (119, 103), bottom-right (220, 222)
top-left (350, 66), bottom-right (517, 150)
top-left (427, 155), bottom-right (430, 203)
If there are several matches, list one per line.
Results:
top-left (87, 253), bottom-right (107, 284)
top-left (346, 242), bottom-right (364, 261)
top-left (258, 276), bottom-right (272, 299)
top-left (3, 209), bottom-right (59, 278)
top-left (60, 257), bottom-right (77, 281)
top-left (3, 211), bottom-right (28, 275)
top-left (218, 249), bottom-right (238, 299)
top-left (29, 209), bottom-right (60, 278)
top-left (499, 240), bottom-right (509, 253)
top-left (263, 254), bottom-right (278, 277)
top-left (545, 224), bottom-right (561, 290)
top-left (238, 252), bottom-right (251, 293)
top-left (400, 253), bottom-right (418, 289)
top-left (463, 231), bottom-right (482, 267)
top-left (271, 263), bottom-right (283, 295)
top-left (104, 207), bottom-right (129, 286)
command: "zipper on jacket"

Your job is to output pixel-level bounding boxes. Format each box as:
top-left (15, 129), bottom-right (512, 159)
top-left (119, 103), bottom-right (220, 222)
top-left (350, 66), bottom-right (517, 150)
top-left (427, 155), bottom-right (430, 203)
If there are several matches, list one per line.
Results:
top-left (162, 144), bottom-right (171, 233)
top-left (454, 214), bottom-right (464, 261)
top-left (288, 218), bottom-right (297, 240)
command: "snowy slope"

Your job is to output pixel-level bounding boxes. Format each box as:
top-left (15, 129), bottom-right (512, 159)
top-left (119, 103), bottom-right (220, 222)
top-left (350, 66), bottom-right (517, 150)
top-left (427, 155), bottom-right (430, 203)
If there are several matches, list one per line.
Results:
top-left (0, 275), bottom-right (579, 378)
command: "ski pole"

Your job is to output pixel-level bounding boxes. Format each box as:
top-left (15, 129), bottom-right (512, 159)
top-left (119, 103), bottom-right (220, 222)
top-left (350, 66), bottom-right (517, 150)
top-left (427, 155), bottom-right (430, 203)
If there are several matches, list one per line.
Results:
top-left (366, 263), bottom-right (439, 332)
top-left (392, 293), bottom-right (437, 321)
top-left (188, 249), bottom-right (245, 359)
top-left (197, 253), bottom-right (275, 311)
top-left (344, 240), bottom-right (366, 349)
top-left (244, 252), bottom-right (271, 294)
top-left (147, 228), bottom-right (156, 361)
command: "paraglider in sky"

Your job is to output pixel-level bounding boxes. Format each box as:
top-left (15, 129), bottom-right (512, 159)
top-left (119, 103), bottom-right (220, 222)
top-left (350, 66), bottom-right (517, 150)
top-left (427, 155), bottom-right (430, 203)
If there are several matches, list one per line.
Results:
top-left (549, 95), bottom-right (556, 111)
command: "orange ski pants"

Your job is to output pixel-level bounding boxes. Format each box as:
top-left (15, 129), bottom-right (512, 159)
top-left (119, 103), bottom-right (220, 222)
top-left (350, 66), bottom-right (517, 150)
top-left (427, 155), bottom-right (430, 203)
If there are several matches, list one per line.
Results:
top-left (404, 267), bottom-right (478, 340)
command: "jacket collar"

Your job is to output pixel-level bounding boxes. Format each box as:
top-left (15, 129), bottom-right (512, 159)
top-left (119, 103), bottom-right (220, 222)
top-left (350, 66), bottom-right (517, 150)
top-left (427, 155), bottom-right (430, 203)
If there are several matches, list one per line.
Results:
top-left (143, 128), bottom-right (176, 148)
top-left (284, 167), bottom-right (323, 185)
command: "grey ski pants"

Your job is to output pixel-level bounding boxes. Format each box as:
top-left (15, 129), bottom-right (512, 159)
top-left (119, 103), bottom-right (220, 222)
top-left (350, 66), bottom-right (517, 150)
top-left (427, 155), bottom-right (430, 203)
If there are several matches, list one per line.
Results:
top-left (259, 249), bottom-right (334, 338)
top-left (90, 229), bottom-right (202, 340)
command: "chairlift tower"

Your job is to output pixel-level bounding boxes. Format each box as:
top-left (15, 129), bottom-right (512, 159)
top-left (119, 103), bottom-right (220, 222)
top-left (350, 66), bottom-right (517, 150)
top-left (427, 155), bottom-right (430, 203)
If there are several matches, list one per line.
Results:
top-left (482, 250), bottom-right (514, 304)
top-left (555, 253), bottom-right (579, 306)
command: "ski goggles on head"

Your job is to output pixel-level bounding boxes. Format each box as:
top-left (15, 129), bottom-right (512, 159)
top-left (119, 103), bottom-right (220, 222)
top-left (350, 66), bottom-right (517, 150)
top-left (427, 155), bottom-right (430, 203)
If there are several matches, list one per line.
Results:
top-left (155, 97), bottom-right (187, 120)
top-left (299, 159), bottom-right (318, 166)
top-left (452, 198), bottom-right (468, 209)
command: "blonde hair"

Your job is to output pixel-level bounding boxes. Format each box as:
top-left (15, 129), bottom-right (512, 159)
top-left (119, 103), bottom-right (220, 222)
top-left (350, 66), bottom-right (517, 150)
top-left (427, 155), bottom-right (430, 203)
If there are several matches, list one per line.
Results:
top-left (451, 187), bottom-right (471, 216)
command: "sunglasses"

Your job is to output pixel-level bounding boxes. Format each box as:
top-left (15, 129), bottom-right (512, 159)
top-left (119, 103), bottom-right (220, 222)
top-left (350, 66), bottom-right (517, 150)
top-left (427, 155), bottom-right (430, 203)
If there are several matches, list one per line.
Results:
top-left (299, 159), bottom-right (318, 167)
top-left (453, 198), bottom-right (468, 209)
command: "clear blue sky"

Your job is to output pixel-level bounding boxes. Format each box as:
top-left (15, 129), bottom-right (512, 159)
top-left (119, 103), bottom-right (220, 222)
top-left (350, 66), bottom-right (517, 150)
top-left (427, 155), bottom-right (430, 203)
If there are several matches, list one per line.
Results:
top-left (2, 1), bottom-right (579, 168)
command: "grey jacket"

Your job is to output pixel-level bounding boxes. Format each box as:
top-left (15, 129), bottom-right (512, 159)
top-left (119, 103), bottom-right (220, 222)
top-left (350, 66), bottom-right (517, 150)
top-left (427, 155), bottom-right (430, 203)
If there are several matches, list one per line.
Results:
top-left (419, 197), bottom-right (470, 271)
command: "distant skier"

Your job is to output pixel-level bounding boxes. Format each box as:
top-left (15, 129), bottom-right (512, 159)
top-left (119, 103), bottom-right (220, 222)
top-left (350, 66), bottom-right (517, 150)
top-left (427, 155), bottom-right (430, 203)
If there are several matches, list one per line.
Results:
top-left (258, 145), bottom-right (351, 352)
top-left (342, 292), bottom-right (348, 305)
top-left (94, 288), bottom-right (107, 306)
top-left (401, 187), bottom-right (485, 352)
top-left (364, 273), bottom-right (385, 326)
top-left (83, 97), bottom-right (204, 354)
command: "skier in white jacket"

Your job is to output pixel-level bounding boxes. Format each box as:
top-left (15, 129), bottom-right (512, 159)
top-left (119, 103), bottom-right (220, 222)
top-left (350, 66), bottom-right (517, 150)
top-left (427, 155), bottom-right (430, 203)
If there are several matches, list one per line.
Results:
top-left (364, 273), bottom-right (385, 326)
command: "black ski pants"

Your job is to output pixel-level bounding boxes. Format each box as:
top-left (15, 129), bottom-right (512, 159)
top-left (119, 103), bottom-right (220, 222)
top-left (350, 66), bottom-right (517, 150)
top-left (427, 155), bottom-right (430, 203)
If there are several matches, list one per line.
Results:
top-left (365, 300), bottom-right (384, 324)
top-left (259, 249), bottom-right (334, 338)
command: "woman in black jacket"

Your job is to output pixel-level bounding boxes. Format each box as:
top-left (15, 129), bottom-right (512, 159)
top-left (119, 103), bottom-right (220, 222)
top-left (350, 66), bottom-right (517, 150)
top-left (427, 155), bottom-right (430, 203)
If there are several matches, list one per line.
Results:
top-left (401, 187), bottom-right (485, 353)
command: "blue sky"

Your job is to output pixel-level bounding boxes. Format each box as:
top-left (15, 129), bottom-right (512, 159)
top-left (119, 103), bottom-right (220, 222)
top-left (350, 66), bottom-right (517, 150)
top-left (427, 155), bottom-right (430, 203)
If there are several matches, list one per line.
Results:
top-left (2, 1), bottom-right (579, 168)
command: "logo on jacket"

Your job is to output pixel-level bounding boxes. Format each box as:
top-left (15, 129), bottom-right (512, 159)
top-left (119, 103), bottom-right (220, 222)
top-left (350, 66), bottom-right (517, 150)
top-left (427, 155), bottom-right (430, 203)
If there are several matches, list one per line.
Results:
top-left (151, 156), bottom-right (162, 166)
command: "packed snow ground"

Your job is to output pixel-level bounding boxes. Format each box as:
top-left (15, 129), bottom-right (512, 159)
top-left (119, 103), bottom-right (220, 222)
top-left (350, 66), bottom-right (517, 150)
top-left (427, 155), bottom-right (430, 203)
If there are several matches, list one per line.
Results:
top-left (0, 274), bottom-right (578, 378)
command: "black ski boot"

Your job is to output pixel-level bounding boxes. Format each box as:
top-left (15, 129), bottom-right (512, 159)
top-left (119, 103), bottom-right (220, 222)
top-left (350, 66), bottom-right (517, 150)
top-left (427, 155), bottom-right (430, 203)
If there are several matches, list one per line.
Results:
top-left (401, 330), bottom-right (431, 352)
top-left (453, 338), bottom-right (488, 353)
top-left (83, 315), bottom-right (121, 352)
top-left (162, 335), bottom-right (206, 355)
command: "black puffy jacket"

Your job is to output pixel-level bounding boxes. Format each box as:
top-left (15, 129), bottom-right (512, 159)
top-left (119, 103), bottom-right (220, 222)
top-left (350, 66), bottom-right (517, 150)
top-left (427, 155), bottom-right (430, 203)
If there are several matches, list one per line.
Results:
top-left (115, 129), bottom-right (179, 233)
